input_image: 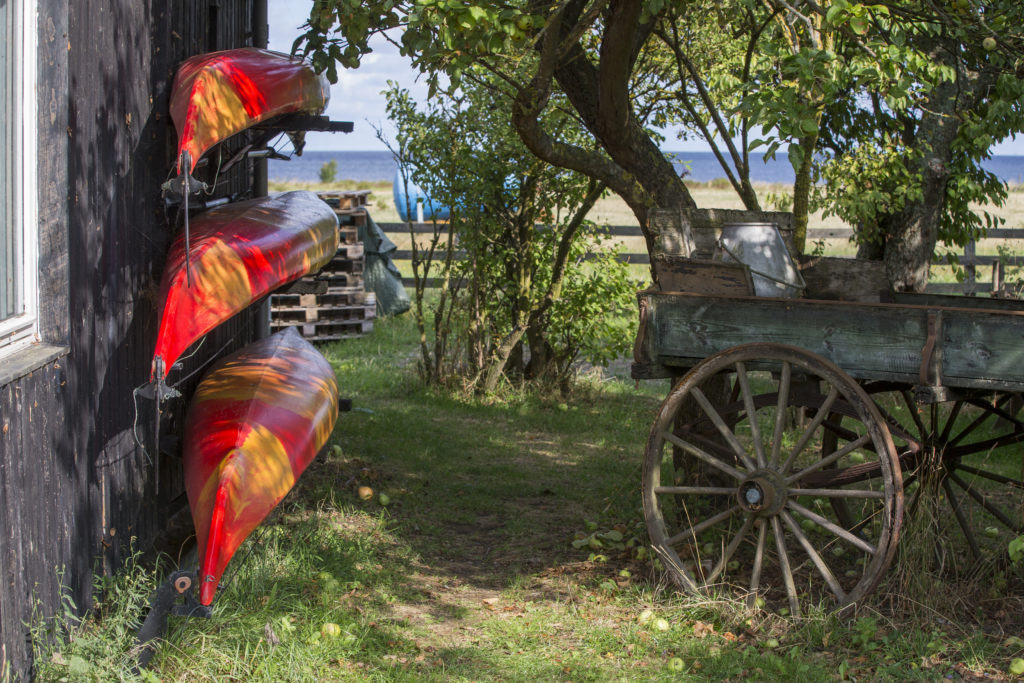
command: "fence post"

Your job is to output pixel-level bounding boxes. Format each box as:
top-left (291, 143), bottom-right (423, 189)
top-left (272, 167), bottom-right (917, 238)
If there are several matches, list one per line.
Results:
top-left (964, 239), bottom-right (977, 296)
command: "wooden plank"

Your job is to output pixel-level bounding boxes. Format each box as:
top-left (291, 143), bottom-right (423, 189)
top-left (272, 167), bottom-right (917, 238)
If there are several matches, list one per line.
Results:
top-left (941, 309), bottom-right (1024, 389)
top-left (653, 257), bottom-right (754, 296)
top-left (642, 291), bottom-right (1024, 391)
top-left (797, 256), bottom-right (890, 302)
top-left (644, 293), bottom-right (929, 383)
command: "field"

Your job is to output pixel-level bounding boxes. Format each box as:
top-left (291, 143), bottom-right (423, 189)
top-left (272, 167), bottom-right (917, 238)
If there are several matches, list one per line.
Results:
top-left (272, 179), bottom-right (1024, 288)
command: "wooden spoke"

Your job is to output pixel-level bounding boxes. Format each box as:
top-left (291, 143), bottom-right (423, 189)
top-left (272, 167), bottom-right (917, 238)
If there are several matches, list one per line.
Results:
top-left (947, 471), bottom-right (1023, 532)
top-left (665, 505), bottom-right (741, 547)
top-left (787, 433), bottom-right (873, 483)
top-left (949, 409), bottom-right (996, 448)
top-left (735, 361), bottom-right (767, 468)
top-left (780, 386), bottom-right (840, 474)
top-left (662, 431), bottom-right (746, 481)
top-left (900, 390), bottom-right (927, 440)
top-left (691, 386), bottom-right (757, 472)
top-left (787, 499), bottom-right (876, 554)
top-left (938, 401), bottom-right (965, 444)
top-left (781, 511), bottom-right (847, 603)
top-left (942, 477), bottom-right (981, 559)
top-left (654, 486), bottom-right (737, 496)
top-left (772, 516), bottom-right (800, 616)
top-left (954, 463), bottom-right (1024, 490)
top-left (789, 487), bottom-right (885, 499)
top-left (707, 516), bottom-right (755, 583)
top-left (746, 522), bottom-right (768, 608)
top-left (769, 362), bottom-right (792, 469)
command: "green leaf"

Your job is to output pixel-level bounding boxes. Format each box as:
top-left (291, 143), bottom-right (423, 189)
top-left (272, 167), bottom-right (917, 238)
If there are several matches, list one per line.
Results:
top-left (788, 142), bottom-right (805, 173)
top-left (850, 16), bottom-right (869, 35)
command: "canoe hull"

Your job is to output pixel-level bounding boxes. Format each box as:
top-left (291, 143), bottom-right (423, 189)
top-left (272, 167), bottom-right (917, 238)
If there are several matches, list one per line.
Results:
top-left (152, 190), bottom-right (339, 381)
top-left (183, 327), bottom-right (339, 605)
top-left (171, 47), bottom-right (329, 174)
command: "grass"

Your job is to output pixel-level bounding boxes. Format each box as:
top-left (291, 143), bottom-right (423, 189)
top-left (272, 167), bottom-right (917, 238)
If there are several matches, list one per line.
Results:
top-left (32, 313), bottom-right (1024, 681)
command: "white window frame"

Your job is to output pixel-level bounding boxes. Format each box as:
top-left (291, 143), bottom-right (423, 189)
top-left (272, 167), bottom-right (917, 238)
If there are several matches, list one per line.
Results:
top-left (0, 0), bottom-right (38, 359)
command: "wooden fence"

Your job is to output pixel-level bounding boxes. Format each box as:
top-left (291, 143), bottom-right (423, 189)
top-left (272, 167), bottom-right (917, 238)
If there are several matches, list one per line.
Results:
top-left (378, 223), bottom-right (1024, 295)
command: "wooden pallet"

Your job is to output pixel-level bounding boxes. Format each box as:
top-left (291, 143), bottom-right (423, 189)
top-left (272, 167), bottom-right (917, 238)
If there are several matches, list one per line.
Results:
top-left (269, 191), bottom-right (375, 341)
top-left (271, 300), bottom-right (377, 325)
top-left (272, 287), bottom-right (368, 309)
top-left (339, 225), bottom-right (360, 244)
top-left (318, 189), bottom-right (371, 211)
top-left (270, 318), bottom-right (374, 341)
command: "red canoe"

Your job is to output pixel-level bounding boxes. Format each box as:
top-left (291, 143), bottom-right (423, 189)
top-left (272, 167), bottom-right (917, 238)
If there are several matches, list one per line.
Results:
top-left (170, 47), bottom-right (329, 174)
top-left (184, 327), bottom-right (339, 605)
top-left (151, 191), bottom-right (339, 383)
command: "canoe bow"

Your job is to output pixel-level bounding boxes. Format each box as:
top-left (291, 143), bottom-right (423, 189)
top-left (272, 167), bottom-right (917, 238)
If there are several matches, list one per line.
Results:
top-left (183, 327), bottom-right (339, 605)
top-left (170, 47), bottom-right (329, 175)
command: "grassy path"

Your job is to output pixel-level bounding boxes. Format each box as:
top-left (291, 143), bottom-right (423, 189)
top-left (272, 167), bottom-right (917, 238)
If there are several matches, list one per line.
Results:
top-left (35, 315), bottom-right (1024, 681)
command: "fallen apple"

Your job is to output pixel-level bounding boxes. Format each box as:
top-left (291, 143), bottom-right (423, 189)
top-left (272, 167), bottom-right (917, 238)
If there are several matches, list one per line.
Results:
top-left (801, 519), bottom-right (816, 533)
top-left (764, 637), bottom-right (780, 648)
top-left (754, 596), bottom-right (766, 609)
top-left (357, 486), bottom-right (374, 501)
top-left (1009, 658), bottom-right (1024, 676)
top-left (985, 526), bottom-right (1000, 538)
top-left (377, 492), bottom-right (391, 506)
top-left (320, 622), bottom-right (341, 638)
top-left (667, 657), bottom-right (685, 671)
top-left (653, 617), bottom-right (671, 631)
top-left (638, 608), bottom-right (654, 625)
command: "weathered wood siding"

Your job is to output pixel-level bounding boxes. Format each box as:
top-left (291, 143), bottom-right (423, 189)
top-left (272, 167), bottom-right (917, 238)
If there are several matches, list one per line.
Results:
top-left (0, 1), bottom-right (259, 677)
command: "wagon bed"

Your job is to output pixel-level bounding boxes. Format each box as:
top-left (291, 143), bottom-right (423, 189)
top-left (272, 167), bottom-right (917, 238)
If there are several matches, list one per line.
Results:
top-left (633, 210), bottom-right (1024, 615)
top-left (634, 289), bottom-right (1024, 396)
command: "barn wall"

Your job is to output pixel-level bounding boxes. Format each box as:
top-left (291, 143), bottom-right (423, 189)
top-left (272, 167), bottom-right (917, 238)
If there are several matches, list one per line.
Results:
top-left (0, 1), bottom-right (260, 677)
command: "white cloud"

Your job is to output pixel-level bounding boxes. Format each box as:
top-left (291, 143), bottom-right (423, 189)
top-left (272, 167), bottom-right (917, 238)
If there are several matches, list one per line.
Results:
top-left (268, 0), bottom-right (426, 151)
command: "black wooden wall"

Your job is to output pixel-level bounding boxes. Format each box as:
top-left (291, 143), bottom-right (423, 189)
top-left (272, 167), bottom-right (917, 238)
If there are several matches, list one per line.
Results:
top-left (0, 1), bottom-right (263, 677)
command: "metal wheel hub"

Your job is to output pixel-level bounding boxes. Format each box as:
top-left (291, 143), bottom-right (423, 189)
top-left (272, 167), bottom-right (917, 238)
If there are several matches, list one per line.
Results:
top-left (737, 470), bottom-right (788, 516)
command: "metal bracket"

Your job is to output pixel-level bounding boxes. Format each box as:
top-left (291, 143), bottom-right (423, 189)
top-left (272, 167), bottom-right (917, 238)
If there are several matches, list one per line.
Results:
top-left (135, 570), bottom-right (211, 670)
top-left (252, 114), bottom-right (354, 133)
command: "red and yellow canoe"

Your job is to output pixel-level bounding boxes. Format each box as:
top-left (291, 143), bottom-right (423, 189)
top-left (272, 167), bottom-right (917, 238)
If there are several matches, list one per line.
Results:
top-left (151, 191), bottom-right (338, 383)
top-left (170, 47), bottom-right (329, 174)
top-left (183, 327), bottom-right (339, 605)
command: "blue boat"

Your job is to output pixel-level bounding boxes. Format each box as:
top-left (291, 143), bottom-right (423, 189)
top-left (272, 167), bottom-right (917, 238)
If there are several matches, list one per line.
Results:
top-left (392, 167), bottom-right (450, 222)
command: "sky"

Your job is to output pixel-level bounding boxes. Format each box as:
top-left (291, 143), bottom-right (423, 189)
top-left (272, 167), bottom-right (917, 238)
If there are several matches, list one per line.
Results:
top-left (268, 0), bottom-right (1023, 155)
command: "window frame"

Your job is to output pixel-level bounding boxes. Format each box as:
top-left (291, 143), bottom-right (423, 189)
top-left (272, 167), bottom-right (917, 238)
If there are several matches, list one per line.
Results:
top-left (0, 0), bottom-right (38, 359)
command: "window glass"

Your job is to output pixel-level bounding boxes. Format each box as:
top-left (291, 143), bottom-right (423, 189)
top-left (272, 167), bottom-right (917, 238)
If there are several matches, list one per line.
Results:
top-left (0, 0), bottom-right (17, 322)
top-left (0, 0), bottom-right (35, 359)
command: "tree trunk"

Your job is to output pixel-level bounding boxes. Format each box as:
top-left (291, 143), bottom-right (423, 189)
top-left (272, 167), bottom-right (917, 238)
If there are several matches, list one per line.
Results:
top-left (791, 133), bottom-right (818, 254)
top-left (882, 78), bottom-right (962, 292)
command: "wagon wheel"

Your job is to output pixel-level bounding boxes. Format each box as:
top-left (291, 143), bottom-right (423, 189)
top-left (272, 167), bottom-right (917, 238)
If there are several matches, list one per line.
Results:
top-left (861, 385), bottom-right (1024, 565)
top-left (642, 343), bottom-right (903, 615)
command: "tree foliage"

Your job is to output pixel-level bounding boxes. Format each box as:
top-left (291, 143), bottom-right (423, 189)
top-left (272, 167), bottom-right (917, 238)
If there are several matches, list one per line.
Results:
top-left (382, 76), bottom-right (636, 394)
top-left (296, 0), bottom-right (1024, 290)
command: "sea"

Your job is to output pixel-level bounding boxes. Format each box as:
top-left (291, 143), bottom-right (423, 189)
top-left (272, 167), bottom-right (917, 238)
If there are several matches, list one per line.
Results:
top-left (269, 149), bottom-right (1024, 186)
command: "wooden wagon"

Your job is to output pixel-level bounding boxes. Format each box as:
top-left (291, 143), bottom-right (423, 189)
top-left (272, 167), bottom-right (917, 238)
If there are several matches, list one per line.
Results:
top-left (632, 209), bottom-right (1024, 615)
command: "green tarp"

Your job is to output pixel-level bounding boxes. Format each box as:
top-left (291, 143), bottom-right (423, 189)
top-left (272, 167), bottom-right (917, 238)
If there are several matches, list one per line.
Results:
top-left (359, 212), bottom-right (411, 316)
